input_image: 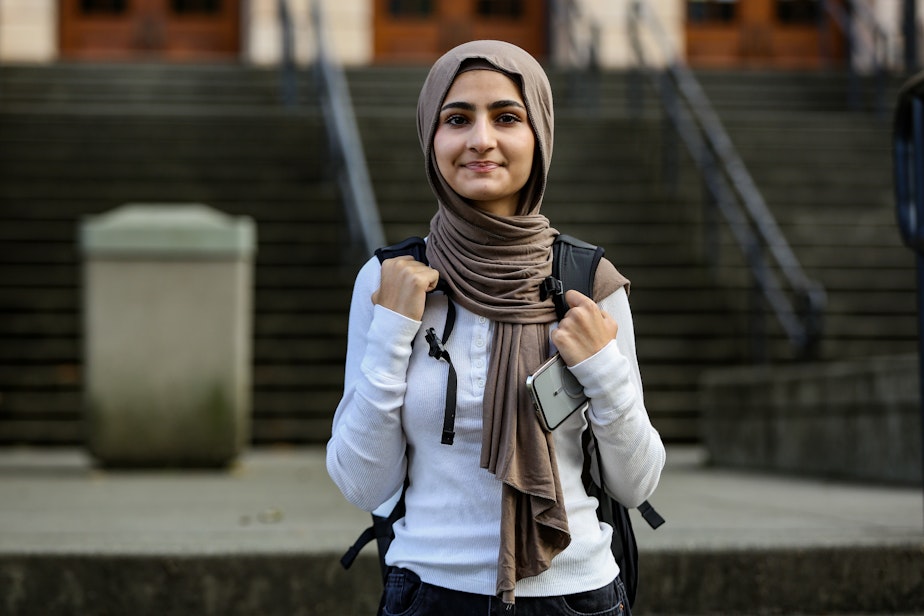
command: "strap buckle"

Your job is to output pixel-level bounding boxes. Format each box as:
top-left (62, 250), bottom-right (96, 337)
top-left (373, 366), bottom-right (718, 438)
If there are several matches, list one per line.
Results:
top-left (541, 276), bottom-right (563, 301)
top-left (425, 328), bottom-right (446, 359)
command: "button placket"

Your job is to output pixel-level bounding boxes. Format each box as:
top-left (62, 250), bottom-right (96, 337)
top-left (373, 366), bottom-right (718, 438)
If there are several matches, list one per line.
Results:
top-left (471, 315), bottom-right (490, 393)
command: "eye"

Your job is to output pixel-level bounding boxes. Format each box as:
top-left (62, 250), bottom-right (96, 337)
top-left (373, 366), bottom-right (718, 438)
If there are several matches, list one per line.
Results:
top-left (496, 112), bottom-right (523, 125)
top-left (443, 114), bottom-right (469, 126)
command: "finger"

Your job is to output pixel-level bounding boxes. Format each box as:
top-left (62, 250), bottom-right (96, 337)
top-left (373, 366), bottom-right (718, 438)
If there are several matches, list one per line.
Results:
top-left (564, 289), bottom-right (594, 310)
top-left (382, 257), bottom-right (436, 286)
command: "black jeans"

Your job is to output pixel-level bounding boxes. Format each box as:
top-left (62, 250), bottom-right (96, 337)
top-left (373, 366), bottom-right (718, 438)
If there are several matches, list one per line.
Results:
top-left (378, 567), bottom-right (630, 616)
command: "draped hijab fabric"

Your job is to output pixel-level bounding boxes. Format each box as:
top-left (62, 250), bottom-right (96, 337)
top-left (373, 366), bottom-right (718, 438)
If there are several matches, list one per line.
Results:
top-left (415, 40), bottom-right (628, 602)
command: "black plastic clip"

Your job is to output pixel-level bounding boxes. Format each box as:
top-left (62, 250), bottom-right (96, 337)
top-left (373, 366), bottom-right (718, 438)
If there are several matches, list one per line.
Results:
top-left (424, 327), bottom-right (457, 446)
top-left (425, 328), bottom-right (446, 359)
top-left (541, 276), bottom-right (563, 301)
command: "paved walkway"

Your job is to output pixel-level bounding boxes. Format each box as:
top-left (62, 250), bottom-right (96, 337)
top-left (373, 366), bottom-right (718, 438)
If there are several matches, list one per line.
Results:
top-left (2, 445), bottom-right (924, 615)
top-left (1, 445), bottom-right (921, 556)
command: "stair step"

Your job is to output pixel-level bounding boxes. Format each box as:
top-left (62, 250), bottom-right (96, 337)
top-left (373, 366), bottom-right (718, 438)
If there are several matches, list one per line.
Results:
top-left (0, 63), bottom-right (916, 446)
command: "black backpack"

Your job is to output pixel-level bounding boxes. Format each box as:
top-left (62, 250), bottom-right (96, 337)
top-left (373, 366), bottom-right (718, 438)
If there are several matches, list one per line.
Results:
top-left (339, 234), bottom-right (664, 607)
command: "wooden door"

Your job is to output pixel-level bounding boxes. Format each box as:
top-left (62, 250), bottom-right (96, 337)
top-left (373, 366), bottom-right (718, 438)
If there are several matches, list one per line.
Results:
top-left (686, 0), bottom-right (842, 68)
top-left (374, 0), bottom-right (547, 63)
top-left (60, 0), bottom-right (240, 61)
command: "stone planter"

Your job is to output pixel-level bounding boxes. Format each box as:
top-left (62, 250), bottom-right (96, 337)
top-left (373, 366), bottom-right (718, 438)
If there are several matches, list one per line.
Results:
top-left (80, 204), bottom-right (256, 467)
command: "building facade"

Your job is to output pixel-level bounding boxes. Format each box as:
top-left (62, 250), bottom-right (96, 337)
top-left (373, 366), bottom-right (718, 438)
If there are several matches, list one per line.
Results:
top-left (1, 1), bottom-right (909, 70)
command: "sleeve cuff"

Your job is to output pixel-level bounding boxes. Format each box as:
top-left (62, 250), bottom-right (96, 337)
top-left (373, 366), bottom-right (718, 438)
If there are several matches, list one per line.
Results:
top-left (360, 304), bottom-right (421, 385)
top-left (568, 339), bottom-right (638, 419)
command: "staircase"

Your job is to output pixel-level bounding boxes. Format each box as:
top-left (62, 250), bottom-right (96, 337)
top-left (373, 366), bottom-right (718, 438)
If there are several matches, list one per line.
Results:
top-left (691, 69), bottom-right (917, 363)
top-left (0, 64), bottom-right (915, 447)
top-left (350, 67), bottom-right (738, 441)
top-left (350, 66), bottom-right (918, 440)
top-left (0, 63), bottom-right (354, 445)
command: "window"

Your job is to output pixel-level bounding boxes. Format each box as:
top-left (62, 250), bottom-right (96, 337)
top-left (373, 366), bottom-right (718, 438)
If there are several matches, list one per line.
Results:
top-left (172, 0), bottom-right (222, 14)
top-left (776, 0), bottom-right (819, 24)
top-left (687, 0), bottom-right (738, 24)
top-left (389, 0), bottom-right (433, 18)
top-left (477, 0), bottom-right (523, 19)
top-left (80, 0), bottom-right (128, 14)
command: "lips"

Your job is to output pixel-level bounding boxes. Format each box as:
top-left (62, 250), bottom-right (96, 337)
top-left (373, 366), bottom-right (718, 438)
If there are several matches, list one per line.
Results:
top-left (464, 161), bottom-right (501, 172)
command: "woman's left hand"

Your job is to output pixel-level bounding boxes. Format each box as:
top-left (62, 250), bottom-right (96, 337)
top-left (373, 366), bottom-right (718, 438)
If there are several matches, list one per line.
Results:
top-left (550, 290), bottom-right (618, 367)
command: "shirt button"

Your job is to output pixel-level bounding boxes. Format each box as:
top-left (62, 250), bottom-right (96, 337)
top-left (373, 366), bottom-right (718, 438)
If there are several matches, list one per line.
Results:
top-left (478, 316), bottom-right (487, 324)
top-left (476, 379), bottom-right (486, 389)
top-left (475, 337), bottom-right (485, 348)
top-left (475, 359), bottom-right (485, 369)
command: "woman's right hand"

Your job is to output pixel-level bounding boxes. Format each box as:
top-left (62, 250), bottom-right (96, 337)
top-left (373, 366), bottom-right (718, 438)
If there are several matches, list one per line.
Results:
top-left (372, 256), bottom-right (440, 321)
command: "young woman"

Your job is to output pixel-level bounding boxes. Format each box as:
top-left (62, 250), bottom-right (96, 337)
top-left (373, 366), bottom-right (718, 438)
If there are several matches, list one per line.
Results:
top-left (327, 40), bottom-right (665, 616)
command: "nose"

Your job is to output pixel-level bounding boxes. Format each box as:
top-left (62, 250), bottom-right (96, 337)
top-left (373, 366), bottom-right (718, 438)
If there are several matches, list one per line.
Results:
top-left (467, 116), bottom-right (496, 152)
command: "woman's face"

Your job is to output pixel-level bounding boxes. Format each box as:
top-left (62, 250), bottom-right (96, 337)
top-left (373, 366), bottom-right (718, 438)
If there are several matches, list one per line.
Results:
top-left (433, 69), bottom-right (536, 217)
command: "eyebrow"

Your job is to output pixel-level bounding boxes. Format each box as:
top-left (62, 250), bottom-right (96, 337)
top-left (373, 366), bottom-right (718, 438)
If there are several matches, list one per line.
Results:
top-left (440, 99), bottom-right (526, 112)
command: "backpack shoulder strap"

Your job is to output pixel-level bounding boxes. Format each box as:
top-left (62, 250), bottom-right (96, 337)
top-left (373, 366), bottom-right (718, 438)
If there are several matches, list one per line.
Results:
top-left (552, 234), bottom-right (665, 606)
top-left (375, 236), bottom-right (428, 264)
top-left (545, 234), bottom-right (606, 320)
top-left (372, 236), bottom-right (458, 445)
top-left (340, 237), bottom-right (459, 581)
top-left (340, 481), bottom-right (408, 583)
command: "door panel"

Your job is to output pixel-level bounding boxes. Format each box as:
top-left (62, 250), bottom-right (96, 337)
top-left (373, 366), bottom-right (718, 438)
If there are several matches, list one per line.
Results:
top-left (685, 0), bottom-right (842, 68)
top-left (60, 0), bottom-right (240, 61)
top-left (374, 0), bottom-right (546, 63)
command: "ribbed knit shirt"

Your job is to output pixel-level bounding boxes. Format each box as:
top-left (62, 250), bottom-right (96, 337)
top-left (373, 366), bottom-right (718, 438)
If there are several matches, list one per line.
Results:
top-left (326, 256), bottom-right (666, 597)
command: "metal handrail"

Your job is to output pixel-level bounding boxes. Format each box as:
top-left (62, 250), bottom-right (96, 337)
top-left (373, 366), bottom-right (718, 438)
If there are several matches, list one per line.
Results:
top-left (549, 0), bottom-right (601, 109)
top-left (821, 0), bottom-right (888, 115)
top-left (305, 0), bottom-right (385, 256)
top-left (277, 0), bottom-right (298, 106)
top-left (628, 1), bottom-right (826, 359)
top-left (550, 0), bottom-right (597, 67)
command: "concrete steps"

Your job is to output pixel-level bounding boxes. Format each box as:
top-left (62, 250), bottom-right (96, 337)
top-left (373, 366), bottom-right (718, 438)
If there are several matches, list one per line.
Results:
top-left (688, 71), bottom-right (917, 363)
top-left (1, 446), bottom-right (921, 615)
top-left (0, 62), bottom-right (915, 446)
top-left (347, 67), bottom-right (728, 440)
top-left (0, 64), bottom-right (352, 445)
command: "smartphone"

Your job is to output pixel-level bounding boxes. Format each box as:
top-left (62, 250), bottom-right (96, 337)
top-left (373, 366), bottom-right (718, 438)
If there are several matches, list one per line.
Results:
top-left (525, 354), bottom-right (589, 431)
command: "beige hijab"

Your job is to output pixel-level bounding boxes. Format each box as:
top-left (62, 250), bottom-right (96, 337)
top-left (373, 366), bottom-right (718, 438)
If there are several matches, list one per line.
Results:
top-left (416, 40), bottom-right (628, 601)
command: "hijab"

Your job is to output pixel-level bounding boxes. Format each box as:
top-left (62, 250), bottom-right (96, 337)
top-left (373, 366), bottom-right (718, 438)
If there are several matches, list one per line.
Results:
top-left (416, 40), bottom-right (628, 601)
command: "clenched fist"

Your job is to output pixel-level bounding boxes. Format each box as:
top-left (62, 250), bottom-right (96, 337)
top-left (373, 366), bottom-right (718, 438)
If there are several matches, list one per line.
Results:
top-left (372, 256), bottom-right (441, 321)
top-left (550, 290), bottom-right (618, 366)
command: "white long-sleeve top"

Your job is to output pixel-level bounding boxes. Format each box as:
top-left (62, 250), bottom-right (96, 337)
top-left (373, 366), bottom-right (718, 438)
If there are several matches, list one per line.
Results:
top-left (327, 255), bottom-right (665, 597)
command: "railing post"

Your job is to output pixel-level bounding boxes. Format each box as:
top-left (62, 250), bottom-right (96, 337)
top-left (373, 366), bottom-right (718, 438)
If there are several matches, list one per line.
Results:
top-left (845, 3), bottom-right (860, 111)
top-left (277, 0), bottom-right (298, 107)
top-left (904, 0), bottom-right (918, 73)
top-left (585, 22), bottom-right (601, 113)
top-left (659, 71), bottom-right (679, 196)
top-left (628, 66), bottom-right (643, 118)
top-left (626, 1), bottom-right (644, 118)
top-left (701, 144), bottom-right (720, 273)
top-left (747, 239), bottom-right (769, 364)
top-left (892, 73), bottom-right (924, 530)
top-left (874, 31), bottom-right (887, 118)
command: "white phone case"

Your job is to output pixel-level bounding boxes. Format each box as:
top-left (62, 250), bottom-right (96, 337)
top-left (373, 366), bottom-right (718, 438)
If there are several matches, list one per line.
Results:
top-left (525, 354), bottom-right (589, 431)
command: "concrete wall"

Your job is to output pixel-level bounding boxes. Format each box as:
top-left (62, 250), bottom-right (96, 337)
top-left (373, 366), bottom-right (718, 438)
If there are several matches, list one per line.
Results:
top-left (0, 0), bottom-right (57, 62)
top-left (246, 0), bottom-right (372, 66)
top-left (549, 0), bottom-right (681, 68)
top-left (701, 354), bottom-right (923, 485)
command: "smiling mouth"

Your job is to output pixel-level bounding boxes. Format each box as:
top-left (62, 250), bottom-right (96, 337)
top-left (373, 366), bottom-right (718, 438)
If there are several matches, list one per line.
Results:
top-left (464, 161), bottom-right (501, 172)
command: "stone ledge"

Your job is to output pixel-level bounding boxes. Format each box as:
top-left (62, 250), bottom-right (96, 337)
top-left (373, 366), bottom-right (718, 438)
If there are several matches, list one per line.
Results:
top-left (3, 546), bottom-right (923, 615)
top-left (637, 544), bottom-right (924, 615)
top-left (700, 354), bottom-right (922, 484)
